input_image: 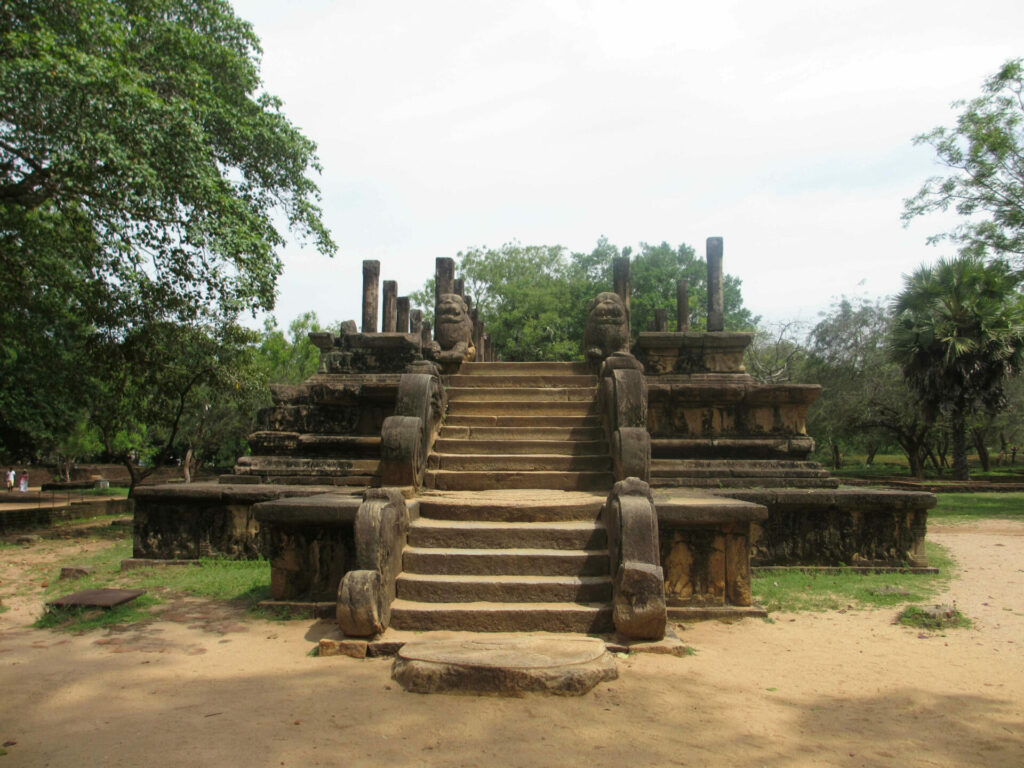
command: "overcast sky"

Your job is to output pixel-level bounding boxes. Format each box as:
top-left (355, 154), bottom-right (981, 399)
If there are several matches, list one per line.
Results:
top-left (232, 0), bottom-right (1024, 332)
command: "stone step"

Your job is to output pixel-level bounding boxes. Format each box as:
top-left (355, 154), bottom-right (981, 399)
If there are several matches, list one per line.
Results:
top-left (396, 573), bottom-right (613, 603)
top-left (649, 476), bottom-right (841, 489)
top-left (408, 518), bottom-right (608, 550)
top-left (438, 425), bottom-right (606, 441)
top-left (651, 464), bottom-right (832, 479)
top-left (428, 454), bottom-right (612, 472)
top-left (417, 493), bottom-right (604, 523)
top-left (388, 599), bottom-right (614, 633)
top-left (234, 456), bottom-right (380, 476)
top-left (446, 387), bottom-right (596, 402)
top-left (425, 470), bottom-right (615, 492)
top-left (459, 362), bottom-right (593, 375)
top-left (444, 415), bottom-right (602, 429)
top-left (447, 400), bottom-right (599, 417)
top-left (403, 546), bottom-right (610, 576)
top-left (432, 438), bottom-right (607, 456)
top-left (445, 374), bottom-right (597, 388)
top-left (654, 459), bottom-right (826, 470)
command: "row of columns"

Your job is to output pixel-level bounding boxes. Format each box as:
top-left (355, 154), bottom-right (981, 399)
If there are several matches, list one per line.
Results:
top-left (360, 260), bottom-right (422, 334)
top-left (614, 236), bottom-right (725, 333)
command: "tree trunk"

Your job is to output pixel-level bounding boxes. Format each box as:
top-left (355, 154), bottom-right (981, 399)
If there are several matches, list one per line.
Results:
top-left (971, 427), bottom-right (991, 472)
top-left (951, 407), bottom-right (970, 481)
top-left (830, 440), bottom-right (842, 470)
top-left (183, 446), bottom-right (193, 483)
top-left (865, 444), bottom-right (879, 466)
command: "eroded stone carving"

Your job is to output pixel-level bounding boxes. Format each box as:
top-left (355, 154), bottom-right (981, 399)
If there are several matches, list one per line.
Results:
top-left (584, 292), bottom-right (630, 365)
top-left (337, 488), bottom-right (409, 636)
top-left (429, 293), bottom-right (476, 370)
top-left (603, 478), bottom-right (666, 640)
top-left (380, 370), bottom-right (444, 489)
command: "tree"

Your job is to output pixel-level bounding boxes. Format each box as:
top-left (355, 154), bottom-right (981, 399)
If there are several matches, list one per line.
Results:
top-left (890, 256), bottom-right (1024, 480)
top-left (256, 312), bottom-right (331, 387)
top-left (805, 297), bottom-right (933, 476)
top-left (903, 59), bottom-right (1024, 264)
top-left (0, 0), bottom-right (333, 461)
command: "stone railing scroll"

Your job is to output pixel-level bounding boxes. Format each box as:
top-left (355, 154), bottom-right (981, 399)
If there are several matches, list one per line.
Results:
top-left (603, 478), bottom-right (666, 640)
top-left (598, 351), bottom-right (651, 483)
top-left (379, 364), bottom-right (445, 489)
top-left (337, 488), bottom-right (410, 636)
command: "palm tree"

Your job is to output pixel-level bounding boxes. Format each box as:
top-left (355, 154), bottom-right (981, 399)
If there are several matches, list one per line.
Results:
top-left (890, 256), bottom-right (1024, 480)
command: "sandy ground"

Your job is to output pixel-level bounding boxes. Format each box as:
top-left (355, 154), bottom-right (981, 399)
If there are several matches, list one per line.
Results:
top-left (0, 520), bottom-right (1021, 768)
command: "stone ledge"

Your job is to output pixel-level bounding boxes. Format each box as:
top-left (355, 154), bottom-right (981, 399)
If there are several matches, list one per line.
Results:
top-left (133, 482), bottom-right (346, 504)
top-left (655, 491), bottom-right (768, 525)
top-left (712, 486), bottom-right (937, 510)
top-left (252, 493), bottom-right (363, 526)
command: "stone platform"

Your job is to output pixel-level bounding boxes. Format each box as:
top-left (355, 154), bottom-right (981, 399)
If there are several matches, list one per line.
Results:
top-left (390, 633), bottom-right (618, 696)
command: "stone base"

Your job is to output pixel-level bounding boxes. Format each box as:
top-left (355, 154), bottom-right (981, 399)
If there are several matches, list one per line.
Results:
top-left (391, 633), bottom-right (617, 696)
top-left (667, 604), bottom-right (768, 622)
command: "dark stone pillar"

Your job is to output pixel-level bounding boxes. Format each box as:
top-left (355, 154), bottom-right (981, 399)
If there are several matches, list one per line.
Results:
top-left (613, 255), bottom-right (631, 319)
top-left (382, 280), bottom-right (398, 332)
top-left (434, 257), bottom-right (455, 341)
top-left (421, 321), bottom-right (432, 349)
top-left (361, 260), bottom-right (380, 333)
top-left (677, 279), bottom-right (690, 332)
top-left (706, 237), bottom-right (724, 332)
top-left (653, 309), bottom-right (668, 332)
top-left (396, 297), bottom-right (410, 333)
top-left (409, 309), bottom-right (423, 338)
top-left (454, 278), bottom-right (465, 298)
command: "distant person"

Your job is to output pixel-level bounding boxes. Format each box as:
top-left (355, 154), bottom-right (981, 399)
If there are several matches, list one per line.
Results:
top-left (5, 468), bottom-right (13, 492)
top-left (18, 471), bottom-right (28, 492)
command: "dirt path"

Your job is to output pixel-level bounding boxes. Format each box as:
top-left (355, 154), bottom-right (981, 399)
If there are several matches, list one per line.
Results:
top-left (0, 521), bottom-right (1021, 767)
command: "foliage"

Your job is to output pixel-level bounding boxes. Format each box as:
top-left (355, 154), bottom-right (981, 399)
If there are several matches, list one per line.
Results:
top-left (256, 312), bottom-right (330, 387)
top-left (0, 0), bottom-right (333, 462)
top-left (890, 256), bottom-right (1024, 480)
top-left (804, 297), bottom-right (934, 475)
top-left (752, 542), bottom-right (952, 612)
top-left (410, 238), bottom-right (757, 361)
top-left (903, 59), bottom-right (1024, 264)
top-left (745, 321), bottom-right (809, 384)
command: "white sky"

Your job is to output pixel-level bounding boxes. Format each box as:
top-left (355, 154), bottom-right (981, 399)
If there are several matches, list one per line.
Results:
top-left (232, 0), bottom-right (1024, 331)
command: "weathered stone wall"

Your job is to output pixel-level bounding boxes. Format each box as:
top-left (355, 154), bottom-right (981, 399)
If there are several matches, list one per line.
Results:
top-left (132, 484), bottom-right (346, 560)
top-left (714, 488), bottom-right (934, 568)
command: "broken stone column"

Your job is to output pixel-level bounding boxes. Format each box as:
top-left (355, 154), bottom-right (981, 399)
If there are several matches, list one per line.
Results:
top-left (613, 255), bottom-right (631, 321)
top-left (706, 237), bottom-right (724, 332)
top-left (677, 279), bottom-right (690, 332)
top-left (653, 309), bottom-right (668, 332)
top-left (396, 297), bottom-right (411, 333)
top-left (361, 260), bottom-right (380, 333)
top-left (421, 321), bottom-right (432, 349)
top-left (434, 257), bottom-right (455, 341)
top-left (410, 309), bottom-right (423, 338)
top-left (454, 278), bottom-right (465, 298)
top-left (382, 280), bottom-right (398, 332)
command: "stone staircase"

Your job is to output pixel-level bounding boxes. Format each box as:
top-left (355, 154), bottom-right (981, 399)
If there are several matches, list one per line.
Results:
top-left (423, 361), bottom-right (614, 491)
top-left (389, 491), bottom-right (614, 632)
top-left (393, 361), bottom-right (617, 632)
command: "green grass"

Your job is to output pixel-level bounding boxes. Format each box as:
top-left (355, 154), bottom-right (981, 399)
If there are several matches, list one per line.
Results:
top-left (36, 536), bottom-right (272, 632)
top-left (898, 604), bottom-right (972, 631)
top-left (929, 492), bottom-right (1024, 523)
top-left (752, 541), bottom-right (954, 613)
top-left (824, 452), bottom-right (1024, 482)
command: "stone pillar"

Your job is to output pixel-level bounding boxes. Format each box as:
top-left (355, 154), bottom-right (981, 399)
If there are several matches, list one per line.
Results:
top-left (421, 321), bottom-right (432, 349)
top-left (706, 237), bottom-right (724, 332)
top-left (409, 309), bottom-right (423, 338)
top-left (396, 297), bottom-right (410, 333)
top-left (677, 279), bottom-right (690, 332)
top-left (382, 280), bottom-right (398, 332)
top-left (454, 278), bottom-right (465, 298)
top-left (361, 260), bottom-right (380, 333)
top-left (613, 255), bottom-right (631, 320)
top-left (653, 309), bottom-right (668, 332)
top-left (434, 257), bottom-right (455, 341)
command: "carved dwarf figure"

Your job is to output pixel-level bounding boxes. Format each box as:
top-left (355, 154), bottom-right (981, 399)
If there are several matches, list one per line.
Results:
top-left (430, 293), bottom-right (476, 369)
top-left (584, 291), bottom-right (630, 364)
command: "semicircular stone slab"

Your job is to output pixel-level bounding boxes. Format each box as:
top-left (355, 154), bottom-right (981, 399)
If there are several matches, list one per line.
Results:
top-left (391, 633), bottom-right (617, 696)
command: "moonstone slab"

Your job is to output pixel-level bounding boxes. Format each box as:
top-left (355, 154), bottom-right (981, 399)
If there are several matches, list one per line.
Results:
top-left (391, 634), bottom-right (617, 696)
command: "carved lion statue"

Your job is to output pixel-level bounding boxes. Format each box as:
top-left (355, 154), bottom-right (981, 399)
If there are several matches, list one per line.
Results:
top-left (584, 292), bottom-right (629, 363)
top-left (430, 293), bottom-right (476, 367)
